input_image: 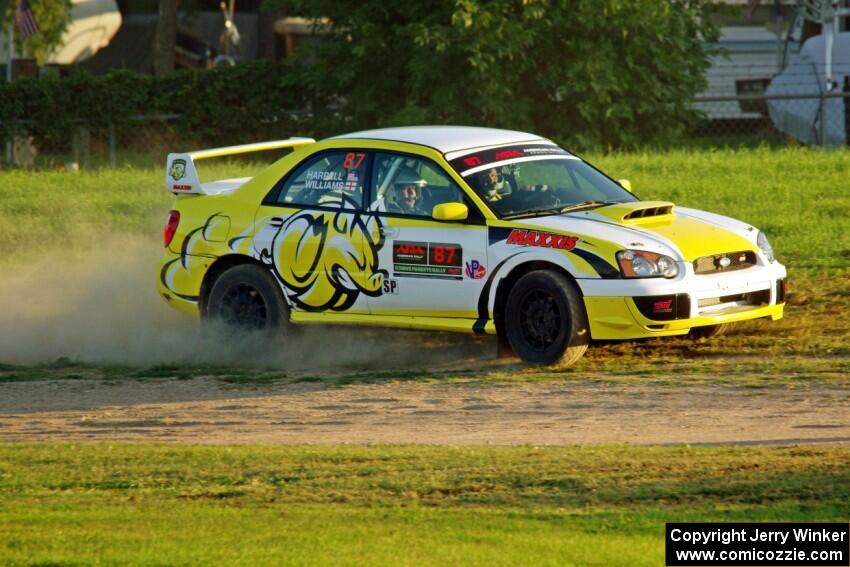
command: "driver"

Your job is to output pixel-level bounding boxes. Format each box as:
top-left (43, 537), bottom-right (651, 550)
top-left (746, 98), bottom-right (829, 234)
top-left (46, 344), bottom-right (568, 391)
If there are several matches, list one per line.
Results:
top-left (478, 167), bottom-right (511, 201)
top-left (387, 167), bottom-right (428, 215)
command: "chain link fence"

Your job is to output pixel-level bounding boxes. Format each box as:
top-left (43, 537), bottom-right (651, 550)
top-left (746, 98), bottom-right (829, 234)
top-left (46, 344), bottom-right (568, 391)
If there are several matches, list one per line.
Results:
top-left (1, 111), bottom-right (317, 169)
top-left (2, 114), bottom-right (186, 170)
top-left (693, 61), bottom-right (850, 146)
top-left (693, 90), bottom-right (850, 145)
top-left (3, 90), bottom-right (850, 170)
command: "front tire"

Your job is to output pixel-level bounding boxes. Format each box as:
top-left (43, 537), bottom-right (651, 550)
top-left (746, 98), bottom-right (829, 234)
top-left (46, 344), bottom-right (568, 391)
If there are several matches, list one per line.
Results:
top-left (205, 264), bottom-right (289, 335)
top-left (504, 270), bottom-right (589, 366)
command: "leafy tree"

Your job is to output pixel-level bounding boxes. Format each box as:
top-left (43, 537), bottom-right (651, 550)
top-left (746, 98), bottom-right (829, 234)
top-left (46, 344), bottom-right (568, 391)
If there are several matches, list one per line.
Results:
top-left (3, 0), bottom-right (72, 65)
top-left (269, 0), bottom-right (718, 148)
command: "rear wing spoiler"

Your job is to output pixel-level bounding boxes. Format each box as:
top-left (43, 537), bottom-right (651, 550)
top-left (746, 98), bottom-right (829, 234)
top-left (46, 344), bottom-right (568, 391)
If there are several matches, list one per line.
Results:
top-left (165, 137), bottom-right (315, 195)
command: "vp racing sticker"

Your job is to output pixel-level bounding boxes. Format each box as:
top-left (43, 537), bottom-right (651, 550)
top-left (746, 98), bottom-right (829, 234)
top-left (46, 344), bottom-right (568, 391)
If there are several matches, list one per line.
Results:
top-left (465, 260), bottom-right (486, 279)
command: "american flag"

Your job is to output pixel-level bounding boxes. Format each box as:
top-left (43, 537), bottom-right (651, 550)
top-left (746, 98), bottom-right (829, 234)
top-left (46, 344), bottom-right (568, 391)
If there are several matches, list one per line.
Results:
top-left (15, 0), bottom-right (40, 40)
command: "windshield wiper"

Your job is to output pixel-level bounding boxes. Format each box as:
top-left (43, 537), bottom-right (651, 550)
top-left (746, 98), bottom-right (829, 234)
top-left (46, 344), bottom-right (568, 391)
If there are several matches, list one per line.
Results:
top-left (559, 200), bottom-right (622, 214)
top-left (501, 200), bottom-right (624, 220)
top-left (501, 209), bottom-right (562, 220)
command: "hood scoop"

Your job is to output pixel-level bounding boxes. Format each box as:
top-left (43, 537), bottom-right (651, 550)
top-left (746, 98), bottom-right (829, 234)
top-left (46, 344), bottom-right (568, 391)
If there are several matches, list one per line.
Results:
top-left (594, 201), bottom-right (674, 224)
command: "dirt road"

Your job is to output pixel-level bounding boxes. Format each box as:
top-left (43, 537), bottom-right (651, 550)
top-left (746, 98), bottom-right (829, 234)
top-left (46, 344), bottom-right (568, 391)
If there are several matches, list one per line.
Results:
top-left (2, 377), bottom-right (849, 446)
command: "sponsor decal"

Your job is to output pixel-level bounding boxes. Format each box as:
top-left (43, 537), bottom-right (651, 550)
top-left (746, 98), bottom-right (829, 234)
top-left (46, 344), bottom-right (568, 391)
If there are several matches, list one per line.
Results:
top-left (259, 194), bottom-right (387, 312)
top-left (169, 158), bottom-right (187, 181)
top-left (393, 241), bottom-right (463, 280)
top-left (448, 144), bottom-right (572, 174)
top-left (305, 170), bottom-right (346, 191)
top-left (488, 227), bottom-right (619, 279)
top-left (393, 242), bottom-right (427, 263)
top-left (494, 149), bottom-right (523, 160)
top-left (506, 229), bottom-right (579, 251)
top-left (653, 299), bottom-right (673, 313)
top-left (163, 197), bottom-right (385, 311)
top-left (465, 260), bottom-right (486, 280)
top-left (382, 278), bottom-right (399, 294)
top-left (172, 184), bottom-right (192, 191)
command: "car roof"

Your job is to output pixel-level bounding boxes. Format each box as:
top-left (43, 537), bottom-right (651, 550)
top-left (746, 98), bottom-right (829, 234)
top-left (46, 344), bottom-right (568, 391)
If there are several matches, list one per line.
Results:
top-left (329, 126), bottom-right (550, 156)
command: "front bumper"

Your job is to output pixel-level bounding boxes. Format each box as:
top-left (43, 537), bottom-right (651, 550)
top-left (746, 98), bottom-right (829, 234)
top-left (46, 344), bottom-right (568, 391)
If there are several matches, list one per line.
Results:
top-left (578, 260), bottom-right (787, 340)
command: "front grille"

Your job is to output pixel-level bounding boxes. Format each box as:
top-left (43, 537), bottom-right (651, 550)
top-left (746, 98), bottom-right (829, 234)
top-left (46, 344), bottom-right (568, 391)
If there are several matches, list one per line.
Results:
top-left (693, 251), bottom-right (756, 275)
top-left (697, 290), bottom-right (770, 309)
top-left (696, 289), bottom-right (771, 315)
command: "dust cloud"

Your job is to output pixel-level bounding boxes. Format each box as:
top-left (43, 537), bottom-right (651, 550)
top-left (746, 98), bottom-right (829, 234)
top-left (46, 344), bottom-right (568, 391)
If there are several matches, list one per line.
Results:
top-left (0, 237), bottom-right (488, 369)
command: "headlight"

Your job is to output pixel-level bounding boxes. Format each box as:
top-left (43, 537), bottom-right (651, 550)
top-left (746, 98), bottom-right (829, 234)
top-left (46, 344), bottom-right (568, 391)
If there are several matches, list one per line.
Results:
top-left (757, 231), bottom-right (775, 262)
top-left (616, 250), bottom-right (679, 278)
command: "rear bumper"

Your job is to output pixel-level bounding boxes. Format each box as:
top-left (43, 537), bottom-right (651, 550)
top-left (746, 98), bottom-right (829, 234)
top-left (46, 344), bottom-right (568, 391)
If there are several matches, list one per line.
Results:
top-left (157, 250), bottom-right (203, 317)
top-left (578, 260), bottom-right (787, 340)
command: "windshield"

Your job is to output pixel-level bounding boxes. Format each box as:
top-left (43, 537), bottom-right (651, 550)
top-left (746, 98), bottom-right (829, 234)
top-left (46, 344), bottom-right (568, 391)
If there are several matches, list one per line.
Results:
top-left (451, 146), bottom-right (637, 217)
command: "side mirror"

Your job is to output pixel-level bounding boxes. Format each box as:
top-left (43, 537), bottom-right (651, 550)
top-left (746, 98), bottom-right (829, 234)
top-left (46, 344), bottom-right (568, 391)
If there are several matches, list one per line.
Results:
top-left (432, 202), bottom-right (468, 221)
top-left (618, 179), bottom-right (633, 192)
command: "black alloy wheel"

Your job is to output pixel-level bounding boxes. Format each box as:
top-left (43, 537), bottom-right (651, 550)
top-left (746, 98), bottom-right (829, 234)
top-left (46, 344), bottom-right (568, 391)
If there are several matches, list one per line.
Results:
top-left (219, 283), bottom-right (269, 329)
top-left (206, 264), bottom-right (289, 335)
top-left (518, 289), bottom-right (563, 352)
top-left (504, 270), bottom-right (589, 366)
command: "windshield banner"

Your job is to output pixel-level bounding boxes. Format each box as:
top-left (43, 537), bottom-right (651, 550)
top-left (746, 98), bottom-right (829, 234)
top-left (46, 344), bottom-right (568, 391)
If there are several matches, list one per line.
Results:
top-left (448, 144), bottom-right (572, 175)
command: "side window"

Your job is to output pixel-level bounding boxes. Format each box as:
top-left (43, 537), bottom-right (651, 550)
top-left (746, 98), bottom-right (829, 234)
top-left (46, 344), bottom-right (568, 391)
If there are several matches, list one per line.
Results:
top-left (369, 153), bottom-right (464, 218)
top-left (273, 151), bottom-right (368, 209)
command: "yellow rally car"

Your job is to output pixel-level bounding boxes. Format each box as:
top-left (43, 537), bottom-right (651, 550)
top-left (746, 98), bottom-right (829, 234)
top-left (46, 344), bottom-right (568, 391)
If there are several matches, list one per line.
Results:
top-left (158, 127), bottom-right (787, 365)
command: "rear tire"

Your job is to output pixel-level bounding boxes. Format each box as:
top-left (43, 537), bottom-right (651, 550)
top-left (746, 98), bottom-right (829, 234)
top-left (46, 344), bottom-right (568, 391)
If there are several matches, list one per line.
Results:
top-left (688, 324), bottom-right (728, 340)
top-left (205, 264), bottom-right (290, 335)
top-left (504, 270), bottom-right (589, 366)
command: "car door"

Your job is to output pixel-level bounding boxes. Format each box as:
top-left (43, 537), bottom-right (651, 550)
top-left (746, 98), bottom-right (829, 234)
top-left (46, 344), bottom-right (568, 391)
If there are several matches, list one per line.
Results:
top-left (365, 151), bottom-right (489, 319)
top-left (252, 150), bottom-right (380, 314)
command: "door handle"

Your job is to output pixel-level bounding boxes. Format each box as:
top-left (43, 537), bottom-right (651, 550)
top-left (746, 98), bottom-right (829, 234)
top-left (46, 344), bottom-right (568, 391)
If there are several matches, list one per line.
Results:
top-left (379, 226), bottom-right (399, 238)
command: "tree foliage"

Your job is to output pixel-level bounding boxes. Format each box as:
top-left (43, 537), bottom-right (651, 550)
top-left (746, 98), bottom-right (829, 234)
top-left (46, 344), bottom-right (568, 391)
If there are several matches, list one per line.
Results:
top-left (269, 0), bottom-right (719, 148)
top-left (3, 0), bottom-right (73, 65)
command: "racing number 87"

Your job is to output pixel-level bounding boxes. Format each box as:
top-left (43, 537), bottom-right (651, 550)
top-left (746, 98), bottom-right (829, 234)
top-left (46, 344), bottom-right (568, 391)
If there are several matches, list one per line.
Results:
top-left (430, 244), bottom-right (459, 266)
top-left (343, 152), bottom-right (366, 169)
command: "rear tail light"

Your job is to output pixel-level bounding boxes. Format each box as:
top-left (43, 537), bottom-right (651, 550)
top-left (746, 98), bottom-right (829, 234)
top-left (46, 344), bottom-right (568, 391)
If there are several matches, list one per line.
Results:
top-left (163, 210), bottom-right (180, 247)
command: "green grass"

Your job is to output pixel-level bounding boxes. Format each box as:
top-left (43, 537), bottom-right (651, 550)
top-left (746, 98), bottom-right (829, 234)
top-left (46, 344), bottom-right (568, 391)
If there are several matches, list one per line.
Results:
top-left (591, 146), bottom-right (850, 270)
top-left (0, 148), bottom-right (847, 382)
top-left (1, 150), bottom-right (848, 565)
top-left (0, 162), bottom-right (259, 266)
top-left (1, 444), bottom-right (848, 565)
top-left (1, 147), bottom-right (848, 269)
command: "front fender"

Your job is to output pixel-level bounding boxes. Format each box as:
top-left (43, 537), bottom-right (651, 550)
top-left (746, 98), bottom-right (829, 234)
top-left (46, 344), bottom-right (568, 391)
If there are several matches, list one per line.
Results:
top-left (482, 247), bottom-right (603, 320)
